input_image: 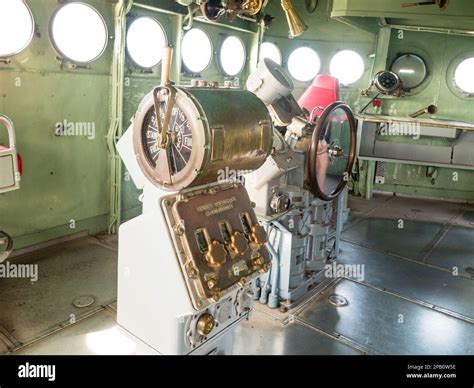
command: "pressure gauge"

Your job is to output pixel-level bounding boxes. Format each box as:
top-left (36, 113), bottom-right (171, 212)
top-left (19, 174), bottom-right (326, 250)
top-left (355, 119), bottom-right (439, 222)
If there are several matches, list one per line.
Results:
top-left (374, 71), bottom-right (402, 95)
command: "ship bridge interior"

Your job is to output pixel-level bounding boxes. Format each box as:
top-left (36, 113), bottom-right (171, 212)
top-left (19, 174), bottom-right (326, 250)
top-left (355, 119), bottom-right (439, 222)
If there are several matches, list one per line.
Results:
top-left (0, 0), bottom-right (473, 357)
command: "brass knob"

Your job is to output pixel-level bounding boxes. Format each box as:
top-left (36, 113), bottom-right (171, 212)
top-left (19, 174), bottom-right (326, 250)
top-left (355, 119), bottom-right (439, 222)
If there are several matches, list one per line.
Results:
top-left (207, 278), bottom-right (216, 289)
top-left (251, 224), bottom-right (268, 245)
top-left (196, 313), bottom-right (215, 336)
top-left (205, 241), bottom-right (227, 268)
top-left (230, 231), bottom-right (248, 255)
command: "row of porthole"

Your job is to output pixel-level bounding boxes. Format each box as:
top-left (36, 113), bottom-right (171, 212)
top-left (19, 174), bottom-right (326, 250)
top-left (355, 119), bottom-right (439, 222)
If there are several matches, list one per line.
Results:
top-left (2, 1), bottom-right (474, 94)
top-left (0, 1), bottom-right (246, 76)
top-left (262, 43), bottom-right (366, 84)
top-left (0, 1), bottom-right (108, 63)
top-left (263, 42), bottom-right (474, 95)
top-left (129, 21), bottom-right (248, 76)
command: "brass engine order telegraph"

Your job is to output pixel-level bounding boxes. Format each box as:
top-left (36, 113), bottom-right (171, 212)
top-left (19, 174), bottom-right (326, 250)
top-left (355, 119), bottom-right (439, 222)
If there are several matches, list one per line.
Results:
top-left (131, 46), bottom-right (274, 310)
top-left (133, 48), bottom-right (273, 191)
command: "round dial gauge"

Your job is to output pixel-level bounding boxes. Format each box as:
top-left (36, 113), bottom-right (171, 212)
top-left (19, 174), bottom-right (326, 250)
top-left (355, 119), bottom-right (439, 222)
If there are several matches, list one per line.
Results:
top-left (132, 87), bottom-right (272, 191)
top-left (379, 73), bottom-right (397, 88)
top-left (141, 103), bottom-right (193, 175)
top-left (374, 71), bottom-right (401, 94)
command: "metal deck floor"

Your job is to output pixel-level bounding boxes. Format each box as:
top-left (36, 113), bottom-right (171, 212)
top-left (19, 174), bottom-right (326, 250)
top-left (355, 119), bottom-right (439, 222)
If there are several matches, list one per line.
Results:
top-left (1, 193), bottom-right (473, 355)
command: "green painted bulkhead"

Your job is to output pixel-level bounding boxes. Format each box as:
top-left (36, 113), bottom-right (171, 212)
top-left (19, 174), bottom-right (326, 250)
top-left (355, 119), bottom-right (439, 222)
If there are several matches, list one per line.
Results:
top-left (0, 0), bottom-right (114, 249)
top-left (1, 0), bottom-right (473, 251)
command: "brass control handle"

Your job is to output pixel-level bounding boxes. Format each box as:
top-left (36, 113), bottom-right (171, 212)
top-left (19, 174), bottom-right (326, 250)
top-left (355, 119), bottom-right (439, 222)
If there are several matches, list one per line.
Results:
top-left (151, 86), bottom-right (177, 185)
top-left (230, 231), bottom-right (249, 255)
top-left (205, 241), bottom-right (227, 268)
top-left (161, 46), bottom-right (173, 87)
top-left (251, 224), bottom-right (268, 245)
top-left (149, 45), bottom-right (176, 185)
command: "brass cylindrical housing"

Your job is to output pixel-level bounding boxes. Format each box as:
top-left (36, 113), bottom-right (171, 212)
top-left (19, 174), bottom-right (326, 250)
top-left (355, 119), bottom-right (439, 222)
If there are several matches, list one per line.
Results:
top-left (133, 87), bottom-right (273, 191)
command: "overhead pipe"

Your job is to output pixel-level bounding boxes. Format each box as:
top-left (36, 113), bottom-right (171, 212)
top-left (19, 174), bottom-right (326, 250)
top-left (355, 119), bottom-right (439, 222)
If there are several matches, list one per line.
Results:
top-left (267, 237), bottom-right (281, 309)
top-left (267, 221), bottom-right (286, 309)
top-left (106, 0), bottom-right (133, 233)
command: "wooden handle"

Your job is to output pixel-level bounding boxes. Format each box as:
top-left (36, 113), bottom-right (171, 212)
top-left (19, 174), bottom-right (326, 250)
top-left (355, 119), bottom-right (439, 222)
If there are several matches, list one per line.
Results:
top-left (161, 46), bottom-right (173, 86)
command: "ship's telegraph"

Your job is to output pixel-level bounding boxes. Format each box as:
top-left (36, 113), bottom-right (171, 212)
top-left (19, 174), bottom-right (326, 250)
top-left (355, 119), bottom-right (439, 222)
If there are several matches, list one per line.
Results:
top-left (130, 48), bottom-right (273, 192)
top-left (118, 47), bottom-right (273, 311)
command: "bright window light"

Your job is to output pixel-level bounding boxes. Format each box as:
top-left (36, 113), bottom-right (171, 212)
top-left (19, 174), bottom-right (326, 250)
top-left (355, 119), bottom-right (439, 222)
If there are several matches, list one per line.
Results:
top-left (330, 50), bottom-right (365, 85)
top-left (86, 327), bottom-right (137, 355)
top-left (51, 3), bottom-right (108, 63)
top-left (220, 36), bottom-right (246, 76)
top-left (127, 17), bottom-right (166, 68)
top-left (260, 42), bottom-right (282, 65)
top-left (287, 47), bottom-right (320, 82)
top-left (181, 28), bottom-right (212, 73)
top-left (0, 0), bottom-right (35, 57)
top-left (454, 57), bottom-right (474, 94)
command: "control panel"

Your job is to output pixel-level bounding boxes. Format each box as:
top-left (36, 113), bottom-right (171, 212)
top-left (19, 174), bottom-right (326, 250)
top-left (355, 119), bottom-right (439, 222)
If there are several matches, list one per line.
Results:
top-left (161, 182), bottom-right (271, 310)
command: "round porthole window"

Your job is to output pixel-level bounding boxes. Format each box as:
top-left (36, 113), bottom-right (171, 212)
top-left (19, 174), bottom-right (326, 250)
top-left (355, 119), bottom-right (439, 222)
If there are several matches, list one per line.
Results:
top-left (127, 17), bottom-right (167, 68)
top-left (0, 0), bottom-right (35, 57)
top-left (453, 57), bottom-right (474, 94)
top-left (260, 42), bottom-right (282, 65)
top-left (181, 28), bottom-right (212, 74)
top-left (220, 36), bottom-right (246, 76)
top-left (51, 2), bottom-right (108, 63)
top-left (287, 47), bottom-right (320, 82)
top-left (329, 50), bottom-right (365, 85)
top-left (391, 54), bottom-right (428, 90)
